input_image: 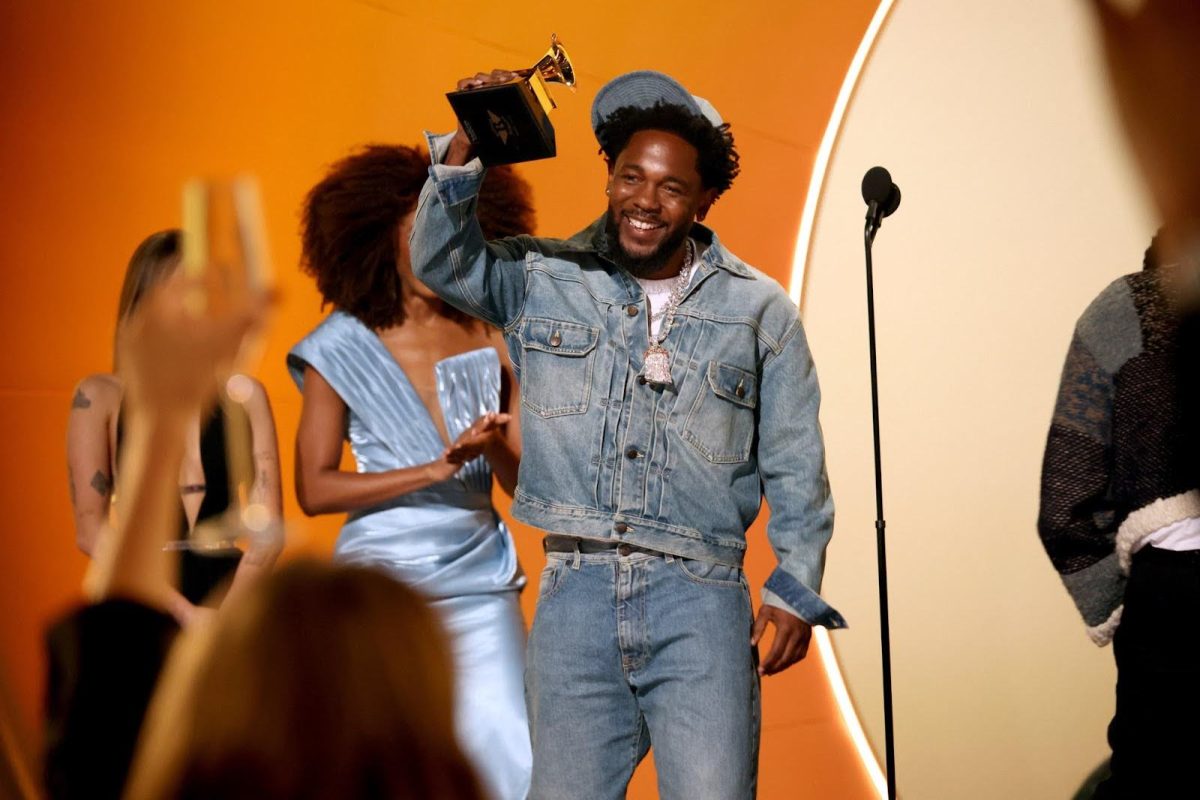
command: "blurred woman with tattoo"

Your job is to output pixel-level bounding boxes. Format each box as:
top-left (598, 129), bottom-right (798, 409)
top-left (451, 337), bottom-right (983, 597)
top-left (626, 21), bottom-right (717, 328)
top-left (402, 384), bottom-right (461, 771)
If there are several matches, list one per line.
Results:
top-left (65, 230), bottom-right (283, 627)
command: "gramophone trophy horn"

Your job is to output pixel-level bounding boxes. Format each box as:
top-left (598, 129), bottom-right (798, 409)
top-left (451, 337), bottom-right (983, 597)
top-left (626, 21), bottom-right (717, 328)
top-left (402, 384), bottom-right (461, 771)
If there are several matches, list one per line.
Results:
top-left (519, 33), bottom-right (576, 98)
top-left (446, 34), bottom-right (577, 166)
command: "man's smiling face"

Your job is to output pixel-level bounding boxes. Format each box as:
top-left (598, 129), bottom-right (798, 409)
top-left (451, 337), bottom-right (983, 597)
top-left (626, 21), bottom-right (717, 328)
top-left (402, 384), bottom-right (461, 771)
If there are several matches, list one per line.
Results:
top-left (604, 128), bottom-right (715, 279)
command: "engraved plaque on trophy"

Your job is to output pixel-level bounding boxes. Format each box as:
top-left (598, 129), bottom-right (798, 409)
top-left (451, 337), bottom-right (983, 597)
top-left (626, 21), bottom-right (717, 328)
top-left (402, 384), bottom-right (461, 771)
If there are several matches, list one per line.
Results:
top-left (446, 34), bottom-right (576, 166)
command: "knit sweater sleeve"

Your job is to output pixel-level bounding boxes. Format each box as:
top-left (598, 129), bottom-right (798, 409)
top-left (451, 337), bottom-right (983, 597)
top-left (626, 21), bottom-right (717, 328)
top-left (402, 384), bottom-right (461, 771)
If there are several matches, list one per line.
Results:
top-left (1037, 278), bottom-right (1140, 646)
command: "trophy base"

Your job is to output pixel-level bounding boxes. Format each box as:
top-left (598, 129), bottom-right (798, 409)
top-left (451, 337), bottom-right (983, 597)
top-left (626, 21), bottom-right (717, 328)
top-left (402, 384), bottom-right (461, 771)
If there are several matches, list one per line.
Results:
top-left (447, 77), bottom-right (557, 166)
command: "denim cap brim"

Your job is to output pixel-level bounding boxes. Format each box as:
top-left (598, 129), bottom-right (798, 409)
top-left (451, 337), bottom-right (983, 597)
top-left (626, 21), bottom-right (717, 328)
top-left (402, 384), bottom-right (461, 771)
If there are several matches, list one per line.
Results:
top-left (591, 70), bottom-right (724, 146)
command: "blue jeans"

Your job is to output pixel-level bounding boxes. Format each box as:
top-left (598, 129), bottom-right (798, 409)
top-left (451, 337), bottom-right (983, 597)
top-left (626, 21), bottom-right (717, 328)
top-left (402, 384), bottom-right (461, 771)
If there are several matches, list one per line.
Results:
top-left (526, 547), bottom-right (760, 799)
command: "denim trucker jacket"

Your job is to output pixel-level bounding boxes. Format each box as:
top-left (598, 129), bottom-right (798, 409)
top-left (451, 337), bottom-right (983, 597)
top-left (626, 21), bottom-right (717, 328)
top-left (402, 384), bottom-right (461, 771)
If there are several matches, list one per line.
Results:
top-left (411, 132), bottom-right (844, 629)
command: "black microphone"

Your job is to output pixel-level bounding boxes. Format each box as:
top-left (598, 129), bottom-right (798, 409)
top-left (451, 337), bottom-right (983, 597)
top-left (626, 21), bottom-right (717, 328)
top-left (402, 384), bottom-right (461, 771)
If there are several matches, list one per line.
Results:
top-left (859, 162), bottom-right (903, 800)
top-left (862, 166), bottom-right (901, 237)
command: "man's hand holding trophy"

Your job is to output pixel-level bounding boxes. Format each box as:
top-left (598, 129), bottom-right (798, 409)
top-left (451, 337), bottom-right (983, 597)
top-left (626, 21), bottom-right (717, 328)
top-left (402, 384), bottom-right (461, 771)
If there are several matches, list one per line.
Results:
top-left (445, 34), bottom-right (575, 167)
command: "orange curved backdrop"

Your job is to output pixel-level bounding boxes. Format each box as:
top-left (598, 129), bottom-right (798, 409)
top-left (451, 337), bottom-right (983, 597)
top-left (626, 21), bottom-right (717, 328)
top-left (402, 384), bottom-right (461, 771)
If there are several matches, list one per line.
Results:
top-left (0, 2), bottom-right (879, 796)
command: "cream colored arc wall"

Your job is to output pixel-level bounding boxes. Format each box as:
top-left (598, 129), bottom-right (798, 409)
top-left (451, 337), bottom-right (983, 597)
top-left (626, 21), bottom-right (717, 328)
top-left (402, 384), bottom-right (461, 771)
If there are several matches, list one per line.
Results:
top-left (804, 1), bottom-right (1153, 798)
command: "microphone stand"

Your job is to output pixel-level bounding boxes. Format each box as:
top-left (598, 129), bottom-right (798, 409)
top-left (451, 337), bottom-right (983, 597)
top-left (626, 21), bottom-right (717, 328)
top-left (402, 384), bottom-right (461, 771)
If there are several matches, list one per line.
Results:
top-left (864, 216), bottom-right (897, 800)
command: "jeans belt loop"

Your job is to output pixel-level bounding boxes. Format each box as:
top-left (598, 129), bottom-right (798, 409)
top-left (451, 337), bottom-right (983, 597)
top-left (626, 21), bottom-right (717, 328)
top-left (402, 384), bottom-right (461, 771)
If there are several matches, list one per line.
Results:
top-left (572, 540), bottom-right (581, 570)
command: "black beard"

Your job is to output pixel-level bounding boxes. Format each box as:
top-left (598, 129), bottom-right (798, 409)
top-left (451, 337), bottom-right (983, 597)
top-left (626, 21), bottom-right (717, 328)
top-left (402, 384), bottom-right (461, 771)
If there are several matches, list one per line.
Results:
top-left (603, 210), bottom-right (691, 279)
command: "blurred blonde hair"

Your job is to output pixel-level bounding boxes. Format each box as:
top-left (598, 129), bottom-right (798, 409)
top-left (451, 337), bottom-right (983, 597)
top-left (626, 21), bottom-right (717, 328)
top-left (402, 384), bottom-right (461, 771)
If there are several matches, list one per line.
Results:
top-left (114, 230), bottom-right (181, 370)
top-left (124, 560), bottom-right (482, 800)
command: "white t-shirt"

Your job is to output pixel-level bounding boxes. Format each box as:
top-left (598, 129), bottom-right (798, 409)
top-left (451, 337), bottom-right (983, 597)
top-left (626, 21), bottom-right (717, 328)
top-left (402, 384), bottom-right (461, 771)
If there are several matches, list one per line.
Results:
top-left (636, 274), bottom-right (681, 337)
top-left (636, 248), bottom-right (701, 337)
top-left (1135, 516), bottom-right (1200, 554)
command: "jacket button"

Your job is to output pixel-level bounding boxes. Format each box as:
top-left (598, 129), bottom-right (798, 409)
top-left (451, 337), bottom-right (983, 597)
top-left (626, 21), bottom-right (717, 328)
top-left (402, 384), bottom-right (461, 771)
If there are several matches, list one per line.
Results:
top-left (735, 382), bottom-right (746, 399)
top-left (626, 447), bottom-right (639, 459)
top-left (618, 544), bottom-right (633, 556)
top-left (637, 375), bottom-right (647, 385)
top-left (549, 331), bottom-right (562, 347)
top-left (626, 305), bottom-right (639, 317)
top-left (614, 522), bottom-right (629, 534)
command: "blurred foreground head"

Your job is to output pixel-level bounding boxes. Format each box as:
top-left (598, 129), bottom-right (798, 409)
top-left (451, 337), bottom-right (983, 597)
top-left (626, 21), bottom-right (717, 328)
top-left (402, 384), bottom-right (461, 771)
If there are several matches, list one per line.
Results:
top-left (1092, 0), bottom-right (1200, 237)
top-left (125, 561), bottom-right (483, 800)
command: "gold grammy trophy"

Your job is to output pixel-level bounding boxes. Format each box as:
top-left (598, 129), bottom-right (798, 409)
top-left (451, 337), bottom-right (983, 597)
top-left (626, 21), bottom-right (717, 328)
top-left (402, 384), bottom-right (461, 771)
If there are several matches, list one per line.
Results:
top-left (446, 34), bottom-right (576, 166)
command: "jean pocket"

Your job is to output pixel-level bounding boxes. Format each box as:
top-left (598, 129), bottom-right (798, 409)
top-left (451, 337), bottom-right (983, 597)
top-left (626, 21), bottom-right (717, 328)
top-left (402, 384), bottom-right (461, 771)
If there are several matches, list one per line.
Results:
top-left (681, 361), bottom-right (758, 464)
top-left (537, 556), bottom-right (571, 601)
top-left (674, 557), bottom-right (745, 589)
top-left (520, 316), bottom-right (600, 418)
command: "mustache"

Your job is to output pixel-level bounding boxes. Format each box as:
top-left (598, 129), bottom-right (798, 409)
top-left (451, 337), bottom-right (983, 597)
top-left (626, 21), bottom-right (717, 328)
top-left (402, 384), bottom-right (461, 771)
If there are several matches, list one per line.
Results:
top-left (623, 211), bottom-right (664, 225)
top-left (602, 209), bottom-right (690, 279)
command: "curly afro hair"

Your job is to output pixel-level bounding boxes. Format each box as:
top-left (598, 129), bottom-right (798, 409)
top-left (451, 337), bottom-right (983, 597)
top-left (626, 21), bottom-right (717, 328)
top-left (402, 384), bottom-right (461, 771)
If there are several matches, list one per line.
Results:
top-left (301, 144), bottom-right (535, 330)
top-left (595, 102), bottom-right (740, 199)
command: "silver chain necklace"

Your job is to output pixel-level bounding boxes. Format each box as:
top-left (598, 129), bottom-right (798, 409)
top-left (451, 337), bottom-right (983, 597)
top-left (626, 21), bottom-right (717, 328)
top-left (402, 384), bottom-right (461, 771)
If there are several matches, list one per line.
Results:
top-left (640, 238), bottom-right (695, 387)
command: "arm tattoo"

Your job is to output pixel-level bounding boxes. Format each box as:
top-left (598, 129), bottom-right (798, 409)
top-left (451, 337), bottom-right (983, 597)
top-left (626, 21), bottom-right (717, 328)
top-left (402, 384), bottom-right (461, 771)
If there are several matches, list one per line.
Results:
top-left (71, 388), bottom-right (91, 410)
top-left (68, 465), bottom-right (77, 506)
top-left (248, 467), bottom-right (270, 504)
top-left (249, 451), bottom-right (277, 504)
top-left (90, 470), bottom-right (112, 498)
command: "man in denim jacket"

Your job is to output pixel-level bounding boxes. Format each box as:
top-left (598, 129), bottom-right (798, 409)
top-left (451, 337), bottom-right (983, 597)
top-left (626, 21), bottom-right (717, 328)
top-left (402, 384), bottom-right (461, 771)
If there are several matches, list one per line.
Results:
top-left (412, 69), bottom-right (844, 799)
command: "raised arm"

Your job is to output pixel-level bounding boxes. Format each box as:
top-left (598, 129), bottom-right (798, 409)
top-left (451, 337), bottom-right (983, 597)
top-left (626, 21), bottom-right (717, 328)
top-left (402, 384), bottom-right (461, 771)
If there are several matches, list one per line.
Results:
top-left (47, 270), bottom-right (266, 800)
top-left (408, 73), bottom-right (534, 330)
top-left (84, 274), bottom-right (265, 608)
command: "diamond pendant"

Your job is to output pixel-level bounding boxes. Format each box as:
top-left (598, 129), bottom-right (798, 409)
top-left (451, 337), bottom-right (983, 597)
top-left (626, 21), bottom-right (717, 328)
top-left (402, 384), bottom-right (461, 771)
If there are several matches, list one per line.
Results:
top-left (641, 344), bottom-right (673, 387)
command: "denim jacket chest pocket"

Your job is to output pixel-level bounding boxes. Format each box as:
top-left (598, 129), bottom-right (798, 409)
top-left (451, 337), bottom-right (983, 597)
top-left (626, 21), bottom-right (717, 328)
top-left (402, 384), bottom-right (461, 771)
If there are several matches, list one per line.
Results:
top-left (682, 361), bottom-right (759, 464)
top-left (519, 316), bottom-right (601, 417)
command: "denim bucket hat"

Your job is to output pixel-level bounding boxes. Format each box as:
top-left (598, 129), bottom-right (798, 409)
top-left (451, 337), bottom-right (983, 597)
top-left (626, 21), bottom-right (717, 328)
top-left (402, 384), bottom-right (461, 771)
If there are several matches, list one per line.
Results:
top-left (590, 70), bottom-right (723, 146)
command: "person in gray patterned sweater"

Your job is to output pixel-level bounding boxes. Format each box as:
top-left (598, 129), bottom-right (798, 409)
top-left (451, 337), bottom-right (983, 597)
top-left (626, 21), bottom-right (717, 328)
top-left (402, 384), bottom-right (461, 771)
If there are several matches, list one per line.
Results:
top-left (1039, 231), bottom-right (1200, 798)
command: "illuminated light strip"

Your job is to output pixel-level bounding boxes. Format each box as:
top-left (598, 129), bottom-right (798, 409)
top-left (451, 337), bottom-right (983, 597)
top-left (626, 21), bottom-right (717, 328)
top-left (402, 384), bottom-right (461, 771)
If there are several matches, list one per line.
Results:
top-left (795, 2), bottom-right (898, 798)
top-left (789, 0), bottom-right (897, 307)
top-left (814, 627), bottom-right (887, 798)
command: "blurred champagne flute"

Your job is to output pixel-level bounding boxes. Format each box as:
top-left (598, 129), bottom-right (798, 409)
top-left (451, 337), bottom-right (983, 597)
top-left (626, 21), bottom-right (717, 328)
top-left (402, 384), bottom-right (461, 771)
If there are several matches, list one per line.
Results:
top-left (164, 176), bottom-right (278, 553)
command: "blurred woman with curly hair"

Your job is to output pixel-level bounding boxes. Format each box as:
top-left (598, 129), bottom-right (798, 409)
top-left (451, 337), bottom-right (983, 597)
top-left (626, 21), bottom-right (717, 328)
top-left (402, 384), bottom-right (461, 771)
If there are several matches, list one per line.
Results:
top-left (288, 144), bottom-right (536, 799)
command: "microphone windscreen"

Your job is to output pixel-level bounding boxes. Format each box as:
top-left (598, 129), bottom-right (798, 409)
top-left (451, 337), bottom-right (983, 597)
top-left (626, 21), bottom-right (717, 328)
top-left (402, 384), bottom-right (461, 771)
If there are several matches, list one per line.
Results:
top-left (881, 183), bottom-right (901, 217)
top-left (861, 166), bottom-right (893, 205)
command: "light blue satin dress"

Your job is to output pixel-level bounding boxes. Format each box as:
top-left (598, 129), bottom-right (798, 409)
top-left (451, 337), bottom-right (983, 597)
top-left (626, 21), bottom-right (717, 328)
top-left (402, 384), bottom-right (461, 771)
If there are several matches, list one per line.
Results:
top-left (288, 311), bottom-right (530, 800)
